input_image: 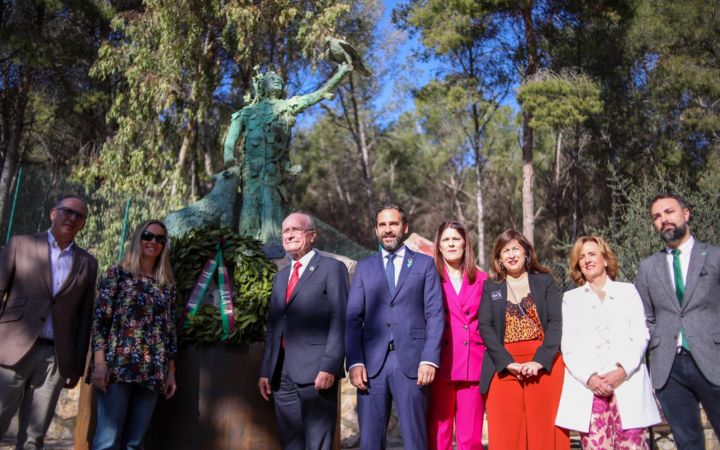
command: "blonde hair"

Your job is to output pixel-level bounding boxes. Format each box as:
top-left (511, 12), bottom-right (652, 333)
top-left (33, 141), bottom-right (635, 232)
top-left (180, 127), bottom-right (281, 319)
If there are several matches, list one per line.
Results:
top-left (568, 235), bottom-right (618, 286)
top-left (120, 220), bottom-right (175, 286)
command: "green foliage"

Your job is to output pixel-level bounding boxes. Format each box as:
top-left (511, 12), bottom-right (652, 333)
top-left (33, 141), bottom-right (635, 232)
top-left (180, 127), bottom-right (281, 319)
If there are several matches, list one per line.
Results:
top-left (630, 0), bottom-right (720, 165)
top-left (71, 0), bottom-right (354, 267)
top-left (600, 162), bottom-right (720, 281)
top-left (517, 70), bottom-right (603, 132)
top-left (171, 228), bottom-right (277, 344)
top-left (0, 0), bottom-right (112, 226)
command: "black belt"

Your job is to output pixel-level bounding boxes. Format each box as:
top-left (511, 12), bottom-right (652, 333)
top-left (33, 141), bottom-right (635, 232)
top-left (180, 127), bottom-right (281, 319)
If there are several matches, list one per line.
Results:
top-left (677, 347), bottom-right (691, 355)
top-left (36, 338), bottom-right (54, 346)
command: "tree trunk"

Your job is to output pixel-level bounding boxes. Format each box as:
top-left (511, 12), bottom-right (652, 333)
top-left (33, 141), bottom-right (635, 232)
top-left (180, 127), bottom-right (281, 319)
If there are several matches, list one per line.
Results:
top-left (521, 2), bottom-right (538, 244)
top-left (572, 130), bottom-right (580, 239)
top-left (554, 129), bottom-right (563, 240)
top-left (0, 68), bottom-right (30, 229)
top-left (347, 75), bottom-right (374, 216)
top-left (554, 129), bottom-right (563, 184)
top-left (475, 164), bottom-right (486, 269)
top-left (204, 138), bottom-right (214, 177)
top-left (171, 31), bottom-right (214, 199)
top-left (0, 152), bottom-right (20, 232)
top-left (521, 113), bottom-right (535, 244)
top-left (172, 116), bottom-right (197, 198)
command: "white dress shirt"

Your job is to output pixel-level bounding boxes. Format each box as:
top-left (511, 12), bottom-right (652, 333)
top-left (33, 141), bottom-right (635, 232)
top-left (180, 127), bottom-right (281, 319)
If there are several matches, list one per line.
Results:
top-left (381, 246), bottom-right (405, 285)
top-left (287, 249), bottom-right (317, 283)
top-left (40, 231), bottom-right (75, 340)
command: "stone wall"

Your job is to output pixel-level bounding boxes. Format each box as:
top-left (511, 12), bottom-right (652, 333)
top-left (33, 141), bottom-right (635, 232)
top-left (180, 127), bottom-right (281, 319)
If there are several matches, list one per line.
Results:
top-left (2, 375), bottom-right (720, 450)
top-left (1, 384), bottom-right (80, 445)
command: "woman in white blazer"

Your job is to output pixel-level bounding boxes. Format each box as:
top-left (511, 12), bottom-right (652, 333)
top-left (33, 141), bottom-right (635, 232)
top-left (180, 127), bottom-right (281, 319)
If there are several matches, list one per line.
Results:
top-left (555, 236), bottom-right (660, 449)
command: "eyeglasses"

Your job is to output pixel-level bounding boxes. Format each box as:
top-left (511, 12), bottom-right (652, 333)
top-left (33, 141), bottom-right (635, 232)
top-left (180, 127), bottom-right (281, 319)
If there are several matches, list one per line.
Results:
top-left (56, 206), bottom-right (87, 221)
top-left (281, 227), bottom-right (315, 236)
top-left (501, 246), bottom-right (524, 256)
top-left (141, 231), bottom-right (167, 245)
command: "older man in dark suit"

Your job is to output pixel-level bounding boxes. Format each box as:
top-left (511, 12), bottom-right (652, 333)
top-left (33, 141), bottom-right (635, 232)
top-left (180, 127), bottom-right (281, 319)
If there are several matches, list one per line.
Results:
top-left (636, 193), bottom-right (720, 450)
top-left (258, 212), bottom-right (349, 450)
top-left (0, 194), bottom-right (98, 449)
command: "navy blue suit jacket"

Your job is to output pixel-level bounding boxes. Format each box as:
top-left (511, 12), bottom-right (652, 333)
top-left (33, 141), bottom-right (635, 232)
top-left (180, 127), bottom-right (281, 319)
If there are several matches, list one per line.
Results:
top-left (260, 252), bottom-right (349, 384)
top-left (345, 248), bottom-right (444, 378)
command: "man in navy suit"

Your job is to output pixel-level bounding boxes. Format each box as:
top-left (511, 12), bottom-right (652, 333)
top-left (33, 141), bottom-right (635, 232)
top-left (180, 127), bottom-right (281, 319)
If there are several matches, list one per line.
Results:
top-left (258, 212), bottom-right (349, 450)
top-left (345, 203), bottom-right (444, 450)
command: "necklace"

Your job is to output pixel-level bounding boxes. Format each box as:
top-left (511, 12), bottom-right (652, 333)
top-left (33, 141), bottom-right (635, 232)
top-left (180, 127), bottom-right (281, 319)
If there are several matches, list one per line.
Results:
top-left (506, 281), bottom-right (542, 334)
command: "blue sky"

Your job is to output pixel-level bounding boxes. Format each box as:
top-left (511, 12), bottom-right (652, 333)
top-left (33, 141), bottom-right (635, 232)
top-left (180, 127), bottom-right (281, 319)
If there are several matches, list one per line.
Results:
top-left (297, 0), bottom-right (518, 128)
top-left (298, 0), bottom-right (436, 128)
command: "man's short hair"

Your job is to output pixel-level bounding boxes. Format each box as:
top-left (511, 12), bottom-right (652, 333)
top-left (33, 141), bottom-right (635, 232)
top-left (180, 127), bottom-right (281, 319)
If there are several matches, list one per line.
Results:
top-left (55, 194), bottom-right (88, 211)
top-left (285, 211), bottom-right (316, 230)
top-left (649, 192), bottom-right (690, 214)
top-left (374, 202), bottom-right (407, 225)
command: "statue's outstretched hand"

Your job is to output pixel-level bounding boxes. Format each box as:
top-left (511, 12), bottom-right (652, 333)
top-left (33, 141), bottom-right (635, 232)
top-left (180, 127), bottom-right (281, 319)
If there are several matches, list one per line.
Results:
top-left (340, 62), bottom-right (353, 73)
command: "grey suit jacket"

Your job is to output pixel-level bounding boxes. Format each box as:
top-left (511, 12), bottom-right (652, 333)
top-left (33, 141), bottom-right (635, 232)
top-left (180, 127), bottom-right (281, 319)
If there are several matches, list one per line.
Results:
top-left (0, 232), bottom-right (98, 387)
top-left (636, 240), bottom-right (720, 388)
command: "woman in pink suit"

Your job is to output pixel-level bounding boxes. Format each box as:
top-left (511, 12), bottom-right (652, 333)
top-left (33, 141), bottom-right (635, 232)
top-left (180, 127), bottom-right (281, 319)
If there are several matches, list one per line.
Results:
top-left (428, 221), bottom-right (489, 450)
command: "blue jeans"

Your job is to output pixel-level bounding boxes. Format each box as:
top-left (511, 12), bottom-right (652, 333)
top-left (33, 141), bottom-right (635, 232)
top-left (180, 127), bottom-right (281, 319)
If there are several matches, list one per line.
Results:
top-left (656, 350), bottom-right (720, 450)
top-left (93, 383), bottom-right (159, 450)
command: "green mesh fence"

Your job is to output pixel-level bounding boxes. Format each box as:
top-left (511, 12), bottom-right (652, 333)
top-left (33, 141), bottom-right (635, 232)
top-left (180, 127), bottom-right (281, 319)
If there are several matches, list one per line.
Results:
top-left (0, 164), bottom-right (87, 241)
top-left (0, 164), bottom-right (374, 269)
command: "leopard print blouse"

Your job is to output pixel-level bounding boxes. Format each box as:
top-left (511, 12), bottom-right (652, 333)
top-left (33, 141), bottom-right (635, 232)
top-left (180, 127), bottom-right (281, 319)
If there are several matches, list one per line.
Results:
top-left (504, 294), bottom-right (544, 343)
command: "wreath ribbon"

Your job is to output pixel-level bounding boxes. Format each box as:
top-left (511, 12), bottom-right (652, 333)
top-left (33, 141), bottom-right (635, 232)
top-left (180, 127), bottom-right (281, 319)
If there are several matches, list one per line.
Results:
top-left (182, 240), bottom-right (235, 340)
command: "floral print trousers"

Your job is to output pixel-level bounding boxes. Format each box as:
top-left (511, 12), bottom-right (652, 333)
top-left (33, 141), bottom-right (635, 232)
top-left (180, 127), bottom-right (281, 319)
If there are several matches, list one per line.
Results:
top-left (580, 395), bottom-right (649, 450)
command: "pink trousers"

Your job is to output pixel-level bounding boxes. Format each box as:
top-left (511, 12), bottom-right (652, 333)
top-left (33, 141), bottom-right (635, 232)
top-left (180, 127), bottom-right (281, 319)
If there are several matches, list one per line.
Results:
top-left (428, 379), bottom-right (485, 450)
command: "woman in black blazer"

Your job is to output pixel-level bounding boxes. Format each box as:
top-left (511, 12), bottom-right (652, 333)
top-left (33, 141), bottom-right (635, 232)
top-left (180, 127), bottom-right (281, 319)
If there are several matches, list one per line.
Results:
top-left (478, 229), bottom-right (569, 450)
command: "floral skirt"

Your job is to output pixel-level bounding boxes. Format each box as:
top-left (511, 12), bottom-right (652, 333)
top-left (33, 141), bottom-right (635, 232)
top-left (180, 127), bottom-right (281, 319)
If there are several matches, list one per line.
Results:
top-left (581, 394), bottom-right (649, 450)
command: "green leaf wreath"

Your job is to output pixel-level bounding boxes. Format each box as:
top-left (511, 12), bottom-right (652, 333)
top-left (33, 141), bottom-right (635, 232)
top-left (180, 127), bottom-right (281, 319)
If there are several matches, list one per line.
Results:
top-left (171, 228), bottom-right (277, 344)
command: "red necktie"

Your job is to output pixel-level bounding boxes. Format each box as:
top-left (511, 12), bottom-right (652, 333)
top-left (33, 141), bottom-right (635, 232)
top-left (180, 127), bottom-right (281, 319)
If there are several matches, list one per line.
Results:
top-left (286, 261), bottom-right (302, 303)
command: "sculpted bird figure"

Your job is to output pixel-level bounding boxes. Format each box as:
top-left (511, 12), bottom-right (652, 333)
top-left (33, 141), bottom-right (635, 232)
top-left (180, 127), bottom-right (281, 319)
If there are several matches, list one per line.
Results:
top-left (324, 37), bottom-right (372, 77)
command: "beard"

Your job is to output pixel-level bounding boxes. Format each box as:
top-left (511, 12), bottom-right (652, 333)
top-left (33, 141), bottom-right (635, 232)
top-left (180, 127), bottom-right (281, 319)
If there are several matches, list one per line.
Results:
top-left (378, 235), bottom-right (402, 252)
top-left (659, 221), bottom-right (688, 243)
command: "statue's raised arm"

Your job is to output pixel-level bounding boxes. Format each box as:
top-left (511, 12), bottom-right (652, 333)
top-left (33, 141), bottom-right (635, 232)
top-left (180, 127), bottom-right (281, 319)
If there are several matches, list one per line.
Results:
top-left (286, 62), bottom-right (352, 115)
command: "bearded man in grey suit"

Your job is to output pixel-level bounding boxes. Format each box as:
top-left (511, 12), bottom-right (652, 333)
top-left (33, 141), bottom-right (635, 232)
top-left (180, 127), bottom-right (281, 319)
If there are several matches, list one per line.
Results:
top-left (636, 193), bottom-right (720, 450)
top-left (0, 195), bottom-right (98, 449)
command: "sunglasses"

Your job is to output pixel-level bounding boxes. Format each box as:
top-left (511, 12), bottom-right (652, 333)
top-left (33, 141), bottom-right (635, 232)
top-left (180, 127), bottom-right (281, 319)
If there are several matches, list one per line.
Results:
top-left (141, 230), bottom-right (167, 245)
top-left (56, 206), bottom-right (87, 221)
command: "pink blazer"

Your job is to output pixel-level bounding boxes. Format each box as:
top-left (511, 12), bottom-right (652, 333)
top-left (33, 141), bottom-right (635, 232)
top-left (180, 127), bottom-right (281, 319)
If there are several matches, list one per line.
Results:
top-left (437, 268), bottom-right (489, 381)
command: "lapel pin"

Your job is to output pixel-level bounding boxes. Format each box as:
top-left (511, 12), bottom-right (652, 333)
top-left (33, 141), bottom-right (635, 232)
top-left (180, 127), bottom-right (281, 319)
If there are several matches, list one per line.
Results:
top-left (308, 266), bottom-right (315, 272)
top-left (406, 258), bottom-right (413, 268)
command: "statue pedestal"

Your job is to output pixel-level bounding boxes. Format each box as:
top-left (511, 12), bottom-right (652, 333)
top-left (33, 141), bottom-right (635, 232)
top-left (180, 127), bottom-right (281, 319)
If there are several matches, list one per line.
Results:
top-left (144, 343), bottom-right (280, 449)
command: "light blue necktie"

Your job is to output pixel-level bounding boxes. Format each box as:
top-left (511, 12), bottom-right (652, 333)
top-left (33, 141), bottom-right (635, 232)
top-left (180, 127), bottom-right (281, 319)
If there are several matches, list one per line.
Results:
top-left (386, 253), bottom-right (396, 295)
top-left (386, 253), bottom-right (397, 344)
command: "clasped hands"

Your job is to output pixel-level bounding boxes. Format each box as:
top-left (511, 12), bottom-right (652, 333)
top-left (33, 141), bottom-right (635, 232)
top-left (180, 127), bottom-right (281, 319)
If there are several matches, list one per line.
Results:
top-left (349, 364), bottom-right (435, 391)
top-left (587, 366), bottom-right (627, 397)
top-left (506, 361), bottom-right (543, 380)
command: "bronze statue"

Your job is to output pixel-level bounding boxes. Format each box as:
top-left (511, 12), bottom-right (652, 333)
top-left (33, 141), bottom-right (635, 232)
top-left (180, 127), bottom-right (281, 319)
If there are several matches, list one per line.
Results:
top-left (223, 63), bottom-right (353, 248)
